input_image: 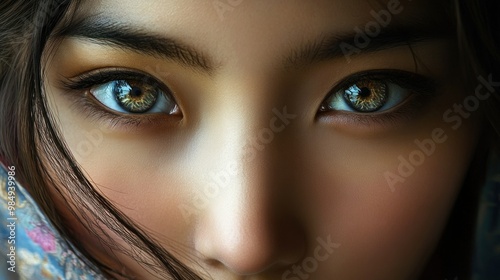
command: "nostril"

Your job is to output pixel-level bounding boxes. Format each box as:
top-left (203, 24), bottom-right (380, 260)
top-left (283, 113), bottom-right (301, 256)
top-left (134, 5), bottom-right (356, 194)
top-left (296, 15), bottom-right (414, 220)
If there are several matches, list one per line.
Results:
top-left (196, 234), bottom-right (279, 275)
top-left (201, 258), bottom-right (225, 269)
top-left (194, 220), bottom-right (307, 276)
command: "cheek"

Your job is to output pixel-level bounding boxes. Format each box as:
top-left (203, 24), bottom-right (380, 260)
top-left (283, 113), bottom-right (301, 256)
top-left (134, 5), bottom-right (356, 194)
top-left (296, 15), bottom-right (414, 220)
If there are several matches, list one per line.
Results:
top-left (54, 117), bottom-right (195, 242)
top-left (300, 119), bottom-right (479, 278)
top-left (77, 150), bottom-right (194, 239)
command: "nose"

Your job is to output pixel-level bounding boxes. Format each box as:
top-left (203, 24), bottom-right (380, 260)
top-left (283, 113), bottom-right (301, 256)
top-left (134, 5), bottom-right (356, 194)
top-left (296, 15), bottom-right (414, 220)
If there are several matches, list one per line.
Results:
top-left (193, 119), bottom-right (306, 275)
top-left (194, 178), bottom-right (306, 274)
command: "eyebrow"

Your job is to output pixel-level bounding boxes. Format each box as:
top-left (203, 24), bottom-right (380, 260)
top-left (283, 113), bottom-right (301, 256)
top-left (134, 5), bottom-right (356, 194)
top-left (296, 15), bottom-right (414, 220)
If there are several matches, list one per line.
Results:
top-left (56, 16), bottom-right (215, 72)
top-left (284, 25), bottom-right (449, 68)
top-left (56, 16), bottom-right (449, 73)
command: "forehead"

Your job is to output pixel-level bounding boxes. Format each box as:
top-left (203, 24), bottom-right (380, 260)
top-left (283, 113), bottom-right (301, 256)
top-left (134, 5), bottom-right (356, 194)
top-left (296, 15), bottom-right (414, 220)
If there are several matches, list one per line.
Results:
top-left (80, 0), bottom-right (443, 26)
top-left (76, 0), bottom-right (445, 47)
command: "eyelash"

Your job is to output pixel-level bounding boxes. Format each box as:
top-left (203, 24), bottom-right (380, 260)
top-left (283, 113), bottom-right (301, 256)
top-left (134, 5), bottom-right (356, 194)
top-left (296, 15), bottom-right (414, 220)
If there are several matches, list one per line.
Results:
top-left (317, 70), bottom-right (438, 126)
top-left (61, 69), bottom-right (438, 130)
top-left (62, 69), bottom-right (178, 129)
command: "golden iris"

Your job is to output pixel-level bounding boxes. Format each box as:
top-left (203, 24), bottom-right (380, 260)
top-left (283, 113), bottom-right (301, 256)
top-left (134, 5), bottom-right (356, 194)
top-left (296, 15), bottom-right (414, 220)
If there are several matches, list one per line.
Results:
top-left (114, 80), bottom-right (158, 113)
top-left (344, 80), bottom-right (388, 112)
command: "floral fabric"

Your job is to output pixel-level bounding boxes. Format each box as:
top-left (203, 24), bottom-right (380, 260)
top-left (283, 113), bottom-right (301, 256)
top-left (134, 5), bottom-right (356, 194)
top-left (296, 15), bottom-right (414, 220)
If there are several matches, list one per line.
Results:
top-left (0, 163), bottom-right (103, 280)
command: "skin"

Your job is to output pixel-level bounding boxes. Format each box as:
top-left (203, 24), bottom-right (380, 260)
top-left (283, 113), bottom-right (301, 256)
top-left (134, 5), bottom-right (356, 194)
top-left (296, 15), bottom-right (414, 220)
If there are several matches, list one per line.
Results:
top-left (42, 0), bottom-right (483, 279)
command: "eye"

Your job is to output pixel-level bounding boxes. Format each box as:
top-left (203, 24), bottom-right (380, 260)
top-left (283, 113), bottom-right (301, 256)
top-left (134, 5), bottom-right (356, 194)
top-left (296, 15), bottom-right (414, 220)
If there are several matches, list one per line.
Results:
top-left (90, 79), bottom-right (179, 114)
top-left (61, 69), bottom-right (184, 128)
top-left (319, 70), bottom-right (436, 114)
top-left (321, 79), bottom-right (411, 113)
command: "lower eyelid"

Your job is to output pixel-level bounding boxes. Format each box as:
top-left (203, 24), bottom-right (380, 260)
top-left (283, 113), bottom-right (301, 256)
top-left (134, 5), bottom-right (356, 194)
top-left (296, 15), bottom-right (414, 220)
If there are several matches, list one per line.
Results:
top-left (318, 108), bottom-right (413, 132)
top-left (65, 91), bottom-right (171, 130)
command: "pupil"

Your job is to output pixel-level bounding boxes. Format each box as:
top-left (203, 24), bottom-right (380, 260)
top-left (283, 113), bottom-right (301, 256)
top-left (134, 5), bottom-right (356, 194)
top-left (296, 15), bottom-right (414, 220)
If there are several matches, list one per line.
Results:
top-left (358, 87), bottom-right (371, 98)
top-left (130, 87), bottom-right (143, 97)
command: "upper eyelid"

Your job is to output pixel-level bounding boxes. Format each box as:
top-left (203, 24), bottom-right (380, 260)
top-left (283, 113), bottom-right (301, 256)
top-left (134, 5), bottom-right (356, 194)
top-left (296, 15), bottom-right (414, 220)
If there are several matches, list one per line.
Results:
top-left (62, 68), bottom-right (170, 91)
top-left (317, 70), bottom-right (439, 117)
top-left (327, 69), bottom-right (438, 97)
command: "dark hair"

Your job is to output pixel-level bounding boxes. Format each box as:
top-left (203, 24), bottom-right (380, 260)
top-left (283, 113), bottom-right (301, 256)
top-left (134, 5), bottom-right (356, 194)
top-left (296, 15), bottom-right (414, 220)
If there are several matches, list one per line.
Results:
top-left (0, 0), bottom-right (498, 279)
top-left (0, 1), bottom-right (203, 279)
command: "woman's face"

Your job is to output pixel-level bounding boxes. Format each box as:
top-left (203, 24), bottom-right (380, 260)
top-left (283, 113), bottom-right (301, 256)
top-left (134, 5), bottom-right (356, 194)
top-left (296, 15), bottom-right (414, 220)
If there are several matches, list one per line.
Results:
top-left (44, 0), bottom-right (482, 279)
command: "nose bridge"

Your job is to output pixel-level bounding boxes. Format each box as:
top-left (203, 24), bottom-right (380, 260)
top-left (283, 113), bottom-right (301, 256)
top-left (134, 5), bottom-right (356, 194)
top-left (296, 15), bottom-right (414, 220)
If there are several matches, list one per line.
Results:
top-left (200, 93), bottom-right (297, 201)
top-left (200, 75), bottom-right (298, 187)
top-left (199, 90), bottom-right (294, 223)
top-left (192, 84), bottom-right (304, 274)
